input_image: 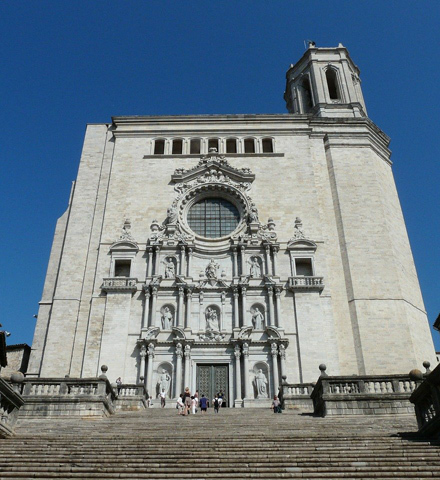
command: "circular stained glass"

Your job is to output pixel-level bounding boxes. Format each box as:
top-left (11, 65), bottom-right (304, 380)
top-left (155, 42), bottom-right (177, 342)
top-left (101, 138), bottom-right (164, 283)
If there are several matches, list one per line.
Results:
top-left (187, 198), bottom-right (240, 238)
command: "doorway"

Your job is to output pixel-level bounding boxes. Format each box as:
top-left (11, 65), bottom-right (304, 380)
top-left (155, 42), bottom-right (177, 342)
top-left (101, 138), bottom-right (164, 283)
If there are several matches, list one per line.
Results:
top-left (196, 364), bottom-right (229, 407)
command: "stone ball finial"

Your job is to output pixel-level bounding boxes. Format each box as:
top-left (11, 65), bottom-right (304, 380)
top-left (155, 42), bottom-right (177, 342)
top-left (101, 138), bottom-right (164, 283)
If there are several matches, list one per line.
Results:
top-left (10, 372), bottom-right (25, 383)
top-left (409, 369), bottom-right (423, 381)
top-left (101, 365), bottom-right (108, 374)
top-left (140, 376), bottom-right (145, 382)
top-left (423, 361), bottom-right (431, 373)
top-left (319, 364), bottom-right (328, 377)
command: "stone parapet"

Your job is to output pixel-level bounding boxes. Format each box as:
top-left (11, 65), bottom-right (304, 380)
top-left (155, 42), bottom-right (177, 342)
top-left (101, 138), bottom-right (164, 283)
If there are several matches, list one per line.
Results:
top-left (410, 364), bottom-right (440, 438)
top-left (115, 384), bottom-right (148, 411)
top-left (281, 382), bottom-right (314, 412)
top-left (0, 377), bottom-right (24, 438)
top-left (311, 374), bottom-right (418, 416)
top-left (14, 377), bottom-right (116, 418)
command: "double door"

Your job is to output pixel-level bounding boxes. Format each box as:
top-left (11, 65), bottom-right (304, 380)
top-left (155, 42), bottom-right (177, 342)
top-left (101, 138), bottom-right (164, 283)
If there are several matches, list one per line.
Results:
top-left (197, 364), bottom-right (228, 407)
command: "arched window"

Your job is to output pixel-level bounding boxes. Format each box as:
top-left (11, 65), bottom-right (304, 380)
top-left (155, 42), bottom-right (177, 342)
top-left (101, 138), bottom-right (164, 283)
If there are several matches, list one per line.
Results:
top-left (190, 138), bottom-right (201, 154)
top-left (154, 139), bottom-right (165, 155)
top-left (226, 138), bottom-right (237, 153)
top-left (208, 138), bottom-right (219, 152)
top-left (326, 68), bottom-right (340, 100)
top-left (262, 138), bottom-right (273, 153)
top-left (187, 198), bottom-right (240, 238)
top-left (244, 138), bottom-right (255, 153)
top-left (300, 77), bottom-right (313, 112)
top-left (172, 139), bottom-right (183, 155)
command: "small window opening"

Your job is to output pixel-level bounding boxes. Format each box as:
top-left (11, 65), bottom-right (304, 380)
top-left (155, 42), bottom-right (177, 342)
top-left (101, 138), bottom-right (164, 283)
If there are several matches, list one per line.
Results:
top-left (226, 139), bottom-right (237, 153)
top-left (295, 258), bottom-right (313, 276)
top-left (190, 139), bottom-right (201, 154)
top-left (114, 260), bottom-right (131, 277)
top-left (300, 77), bottom-right (313, 112)
top-left (326, 69), bottom-right (340, 100)
top-left (172, 139), bottom-right (183, 155)
top-left (208, 138), bottom-right (219, 151)
top-left (154, 139), bottom-right (165, 155)
top-left (262, 138), bottom-right (273, 153)
top-left (244, 138), bottom-right (255, 153)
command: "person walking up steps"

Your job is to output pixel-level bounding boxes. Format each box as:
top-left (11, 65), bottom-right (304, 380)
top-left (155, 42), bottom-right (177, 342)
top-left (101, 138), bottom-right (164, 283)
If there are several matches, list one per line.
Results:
top-left (183, 387), bottom-right (191, 415)
top-left (213, 396), bottom-right (219, 414)
top-left (160, 389), bottom-right (166, 408)
top-left (199, 394), bottom-right (208, 414)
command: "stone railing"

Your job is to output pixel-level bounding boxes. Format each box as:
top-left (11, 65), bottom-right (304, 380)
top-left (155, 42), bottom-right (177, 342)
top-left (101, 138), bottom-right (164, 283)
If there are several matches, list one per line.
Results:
top-left (288, 276), bottom-right (324, 292)
top-left (15, 376), bottom-right (117, 418)
top-left (115, 384), bottom-right (148, 411)
top-left (0, 377), bottom-right (24, 438)
top-left (101, 277), bottom-right (138, 292)
top-left (311, 370), bottom-right (419, 416)
top-left (281, 382), bottom-right (314, 411)
top-left (410, 364), bottom-right (440, 438)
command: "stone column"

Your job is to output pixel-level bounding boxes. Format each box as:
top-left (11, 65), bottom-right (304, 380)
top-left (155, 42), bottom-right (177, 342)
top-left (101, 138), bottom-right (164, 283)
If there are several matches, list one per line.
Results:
top-left (146, 343), bottom-right (155, 397)
top-left (154, 246), bottom-right (160, 275)
top-left (242, 342), bottom-right (250, 400)
top-left (220, 292), bottom-right (226, 331)
top-left (147, 249), bottom-right (154, 277)
top-left (151, 287), bottom-right (158, 327)
top-left (241, 286), bottom-right (248, 326)
top-left (239, 246), bottom-right (245, 275)
top-left (265, 245), bottom-right (271, 275)
top-left (233, 287), bottom-right (240, 329)
top-left (177, 287), bottom-right (184, 328)
top-left (185, 290), bottom-right (192, 329)
top-left (184, 344), bottom-right (191, 390)
top-left (271, 343), bottom-right (279, 396)
top-left (186, 247), bottom-right (193, 277)
top-left (274, 287), bottom-right (282, 328)
top-left (199, 293), bottom-right (204, 332)
top-left (267, 286), bottom-right (275, 327)
top-left (175, 343), bottom-right (183, 397)
top-left (272, 246), bottom-right (279, 276)
top-left (139, 345), bottom-right (147, 383)
top-left (232, 248), bottom-right (238, 277)
top-left (279, 344), bottom-right (287, 378)
top-left (179, 245), bottom-right (185, 275)
top-left (141, 289), bottom-right (150, 329)
top-left (234, 345), bottom-right (242, 404)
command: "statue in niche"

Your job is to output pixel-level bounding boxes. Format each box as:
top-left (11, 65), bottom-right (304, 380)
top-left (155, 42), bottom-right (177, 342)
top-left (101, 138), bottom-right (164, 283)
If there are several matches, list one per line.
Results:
top-left (248, 257), bottom-right (261, 278)
top-left (161, 306), bottom-right (173, 330)
top-left (162, 258), bottom-right (175, 278)
top-left (165, 205), bottom-right (178, 225)
top-left (248, 205), bottom-right (259, 223)
top-left (205, 259), bottom-right (220, 279)
top-left (255, 369), bottom-right (268, 398)
top-left (205, 307), bottom-right (220, 333)
top-left (251, 307), bottom-right (265, 330)
top-left (157, 368), bottom-right (171, 398)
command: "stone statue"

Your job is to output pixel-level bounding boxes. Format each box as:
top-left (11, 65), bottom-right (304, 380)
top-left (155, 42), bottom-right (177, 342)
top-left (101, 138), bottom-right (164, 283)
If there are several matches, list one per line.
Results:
top-left (163, 258), bottom-right (175, 278)
top-left (161, 306), bottom-right (173, 330)
top-left (255, 369), bottom-right (268, 398)
top-left (165, 206), bottom-right (178, 225)
top-left (157, 369), bottom-right (171, 397)
top-left (251, 307), bottom-right (265, 330)
top-left (205, 259), bottom-right (220, 279)
top-left (248, 205), bottom-right (259, 223)
top-left (248, 257), bottom-right (261, 278)
top-left (205, 307), bottom-right (220, 333)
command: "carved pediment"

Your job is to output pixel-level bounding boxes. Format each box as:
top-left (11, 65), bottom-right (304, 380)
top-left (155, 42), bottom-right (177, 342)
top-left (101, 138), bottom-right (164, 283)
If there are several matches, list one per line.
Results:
top-left (142, 327), bottom-right (160, 340)
top-left (238, 325), bottom-right (253, 339)
top-left (287, 238), bottom-right (317, 251)
top-left (196, 278), bottom-right (230, 290)
top-left (265, 326), bottom-right (281, 340)
top-left (109, 240), bottom-right (139, 252)
top-left (171, 326), bottom-right (186, 339)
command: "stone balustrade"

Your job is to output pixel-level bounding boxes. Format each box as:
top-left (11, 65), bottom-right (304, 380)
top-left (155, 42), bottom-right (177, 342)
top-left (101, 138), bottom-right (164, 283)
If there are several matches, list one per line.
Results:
top-left (312, 371), bottom-right (418, 416)
top-left (0, 377), bottom-right (24, 438)
top-left (115, 384), bottom-right (148, 411)
top-left (281, 382), bottom-right (314, 411)
top-left (15, 376), bottom-right (116, 417)
top-left (288, 276), bottom-right (324, 291)
top-left (410, 364), bottom-right (440, 438)
top-left (101, 277), bottom-right (138, 292)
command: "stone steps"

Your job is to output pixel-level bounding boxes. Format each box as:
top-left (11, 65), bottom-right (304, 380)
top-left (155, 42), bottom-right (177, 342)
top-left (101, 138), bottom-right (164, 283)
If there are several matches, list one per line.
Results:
top-left (0, 409), bottom-right (439, 479)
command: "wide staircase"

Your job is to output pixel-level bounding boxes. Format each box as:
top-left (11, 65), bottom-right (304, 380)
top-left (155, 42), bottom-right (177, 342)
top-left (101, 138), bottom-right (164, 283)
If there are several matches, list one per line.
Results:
top-left (1, 409), bottom-right (440, 479)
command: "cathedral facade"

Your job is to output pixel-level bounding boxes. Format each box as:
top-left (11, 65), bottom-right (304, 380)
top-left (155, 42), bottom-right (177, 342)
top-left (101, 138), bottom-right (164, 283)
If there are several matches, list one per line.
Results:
top-left (28, 44), bottom-right (436, 407)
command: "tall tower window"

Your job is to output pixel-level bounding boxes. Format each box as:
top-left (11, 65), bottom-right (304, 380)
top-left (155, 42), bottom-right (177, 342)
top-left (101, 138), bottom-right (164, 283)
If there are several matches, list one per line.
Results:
top-left (154, 139), bottom-right (165, 155)
top-left (226, 138), bottom-right (237, 153)
top-left (326, 68), bottom-right (340, 100)
top-left (244, 138), bottom-right (255, 153)
top-left (187, 198), bottom-right (240, 238)
top-left (300, 77), bottom-right (313, 112)
top-left (262, 138), bottom-right (273, 153)
top-left (172, 139), bottom-right (183, 154)
top-left (190, 139), bottom-right (201, 154)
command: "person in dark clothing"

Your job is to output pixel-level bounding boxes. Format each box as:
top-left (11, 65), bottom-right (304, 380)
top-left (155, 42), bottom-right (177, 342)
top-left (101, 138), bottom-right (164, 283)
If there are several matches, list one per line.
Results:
top-left (199, 394), bottom-right (208, 414)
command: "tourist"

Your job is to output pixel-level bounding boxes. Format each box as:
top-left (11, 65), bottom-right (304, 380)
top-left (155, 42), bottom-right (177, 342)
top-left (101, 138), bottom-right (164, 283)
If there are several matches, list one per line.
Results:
top-left (183, 387), bottom-right (191, 415)
top-left (213, 396), bottom-right (219, 414)
top-left (191, 396), bottom-right (196, 415)
top-left (147, 396), bottom-right (153, 408)
top-left (272, 395), bottom-right (282, 413)
top-left (199, 394), bottom-right (208, 414)
top-left (176, 394), bottom-right (184, 415)
top-left (160, 389), bottom-right (166, 408)
top-left (218, 391), bottom-right (223, 408)
top-left (116, 377), bottom-right (122, 394)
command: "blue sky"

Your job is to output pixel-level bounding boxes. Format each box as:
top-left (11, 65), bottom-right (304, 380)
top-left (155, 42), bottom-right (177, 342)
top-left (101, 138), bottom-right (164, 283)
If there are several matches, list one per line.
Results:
top-left (1, 1), bottom-right (440, 354)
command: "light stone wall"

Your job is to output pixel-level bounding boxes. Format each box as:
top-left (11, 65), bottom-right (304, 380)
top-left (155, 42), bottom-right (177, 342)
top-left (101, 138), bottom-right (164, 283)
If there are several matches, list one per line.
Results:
top-left (30, 114), bottom-right (436, 388)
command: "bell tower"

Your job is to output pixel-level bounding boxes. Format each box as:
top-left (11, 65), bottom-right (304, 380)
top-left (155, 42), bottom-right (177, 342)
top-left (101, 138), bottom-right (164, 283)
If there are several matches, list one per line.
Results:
top-left (284, 43), bottom-right (367, 117)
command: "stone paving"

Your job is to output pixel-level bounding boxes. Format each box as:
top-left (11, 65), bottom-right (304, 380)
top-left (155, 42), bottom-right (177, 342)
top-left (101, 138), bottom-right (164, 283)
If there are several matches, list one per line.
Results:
top-left (1, 409), bottom-right (440, 479)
